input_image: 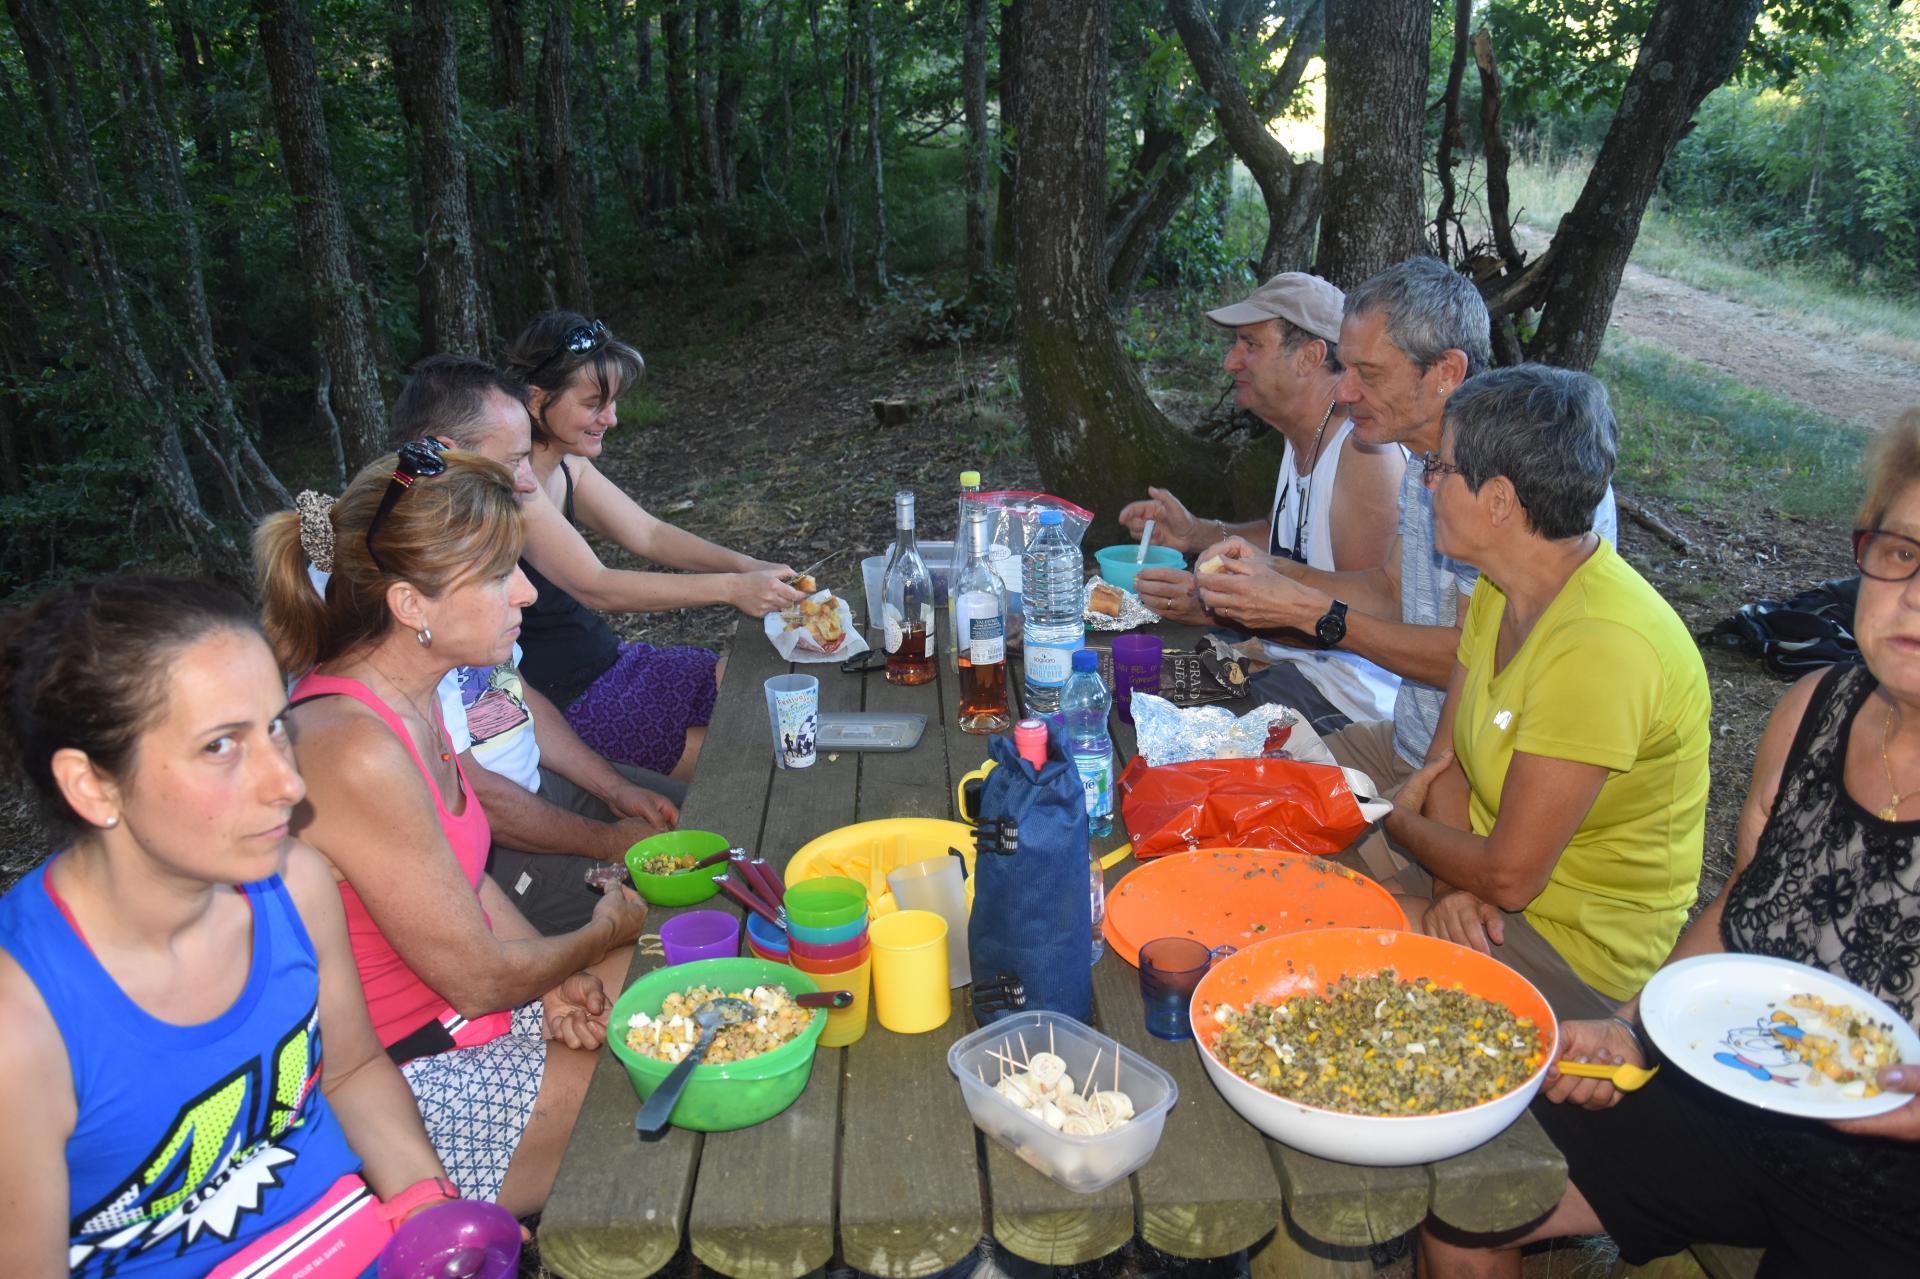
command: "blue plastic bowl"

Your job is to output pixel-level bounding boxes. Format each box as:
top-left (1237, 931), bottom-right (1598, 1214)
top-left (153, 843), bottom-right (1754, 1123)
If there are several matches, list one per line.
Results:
top-left (745, 912), bottom-right (789, 958)
top-left (1095, 545), bottom-right (1184, 593)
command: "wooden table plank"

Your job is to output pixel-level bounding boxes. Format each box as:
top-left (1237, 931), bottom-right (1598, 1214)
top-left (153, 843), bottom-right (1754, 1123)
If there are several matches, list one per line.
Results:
top-left (1267, 1146), bottom-right (1430, 1249)
top-left (685, 647), bottom-right (863, 1279)
top-left (542, 621), bottom-right (776, 1279)
top-left (836, 660), bottom-right (986, 1278)
top-left (1424, 1110), bottom-right (1565, 1235)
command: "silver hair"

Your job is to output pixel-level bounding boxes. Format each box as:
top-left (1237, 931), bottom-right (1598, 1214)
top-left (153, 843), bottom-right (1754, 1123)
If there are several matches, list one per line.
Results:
top-left (1445, 364), bottom-right (1617, 541)
top-left (1345, 257), bottom-right (1491, 378)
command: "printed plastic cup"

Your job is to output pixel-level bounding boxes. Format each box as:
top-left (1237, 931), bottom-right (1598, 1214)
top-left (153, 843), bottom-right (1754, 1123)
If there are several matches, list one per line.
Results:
top-left (869, 910), bottom-right (951, 1034)
top-left (764, 674), bottom-right (820, 769)
top-left (887, 857), bottom-right (972, 987)
top-left (660, 911), bottom-right (743, 966)
top-left (814, 952), bottom-right (873, 1047)
top-left (1112, 634), bottom-right (1163, 726)
top-left (1139, 936), bottom-right (1229, 1041)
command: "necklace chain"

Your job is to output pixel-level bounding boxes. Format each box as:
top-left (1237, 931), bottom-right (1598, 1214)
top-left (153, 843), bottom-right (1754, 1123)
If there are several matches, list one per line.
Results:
top-left (1279, 399), bottom-right (1339, 562)
top-left (1881, 702), bottom-right (1913, 822)
top-left (359, 654), bottom-right (454, 764)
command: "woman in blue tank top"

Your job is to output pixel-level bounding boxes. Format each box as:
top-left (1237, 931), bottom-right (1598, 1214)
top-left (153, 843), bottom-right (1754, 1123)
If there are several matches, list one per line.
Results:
top-left (0, 577), bottom-right (457, 1278)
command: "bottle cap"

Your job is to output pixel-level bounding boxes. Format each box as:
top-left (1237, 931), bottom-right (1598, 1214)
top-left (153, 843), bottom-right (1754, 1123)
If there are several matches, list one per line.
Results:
top-left (1013, 718), bottom-right (1048, 769)
top-left (960, 470), bottom-right (981, 487)
top-left (1071, 647), bottom-right (1098, 672)
top-left (1038, 509), bottom-right (1063, 526)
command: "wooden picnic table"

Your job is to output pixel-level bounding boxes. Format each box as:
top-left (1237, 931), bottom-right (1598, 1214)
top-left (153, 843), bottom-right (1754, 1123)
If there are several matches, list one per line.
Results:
top-left (538, 612), bottom-right (1569, 1279)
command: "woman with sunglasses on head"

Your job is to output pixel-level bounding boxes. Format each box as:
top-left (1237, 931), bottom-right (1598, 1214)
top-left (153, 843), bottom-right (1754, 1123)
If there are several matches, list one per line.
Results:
top-left (501, 312), bottom-right (806, 783)
top-left (0, 577), bottom-right (454, 1278)
top-left (255, 447), bottom-right (648, 1220)
top-left (1419, 413), bottom-right (1920, 1277)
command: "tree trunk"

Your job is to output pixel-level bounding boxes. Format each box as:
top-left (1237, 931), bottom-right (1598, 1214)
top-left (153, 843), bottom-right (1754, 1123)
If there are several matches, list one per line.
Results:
top-left (1432, 0), bottom-right (1472, 260)
top-left (257, 0), bottom-right (389, 470)
top-left (1316, 0), bottom-right (1430, 288)
top-left (1169, 0), bottom-right (1321, 275)
top-left (714, 0), bottom-right (743, 204)
top-left (962, 0), bottom-right (990, 280)
top-left (1522, 0), bottom-right (1764, 369)
top-left (536, 0), bottom-right (592, 310)
top-left (1108, 138), bottom-right (1225, 293)
top-left (992, 0), bottom-right (1022, 271)
top-left (862, 0), bottom-right (887, 288)
top-left (401, 0), bottom-right (483, 354)
top-left (1474, 28), bottom-right (1525, 277)
top-left (662, 2), bottom-right (694, 204)
top-left (693, 1), bottom-right (720, 200)
top-left (487, 0), bottom-right (557, 310)
top-left (1013, 0), bottom-right (1212, 540)
top-left (6, 0), bottom-right (232, 557)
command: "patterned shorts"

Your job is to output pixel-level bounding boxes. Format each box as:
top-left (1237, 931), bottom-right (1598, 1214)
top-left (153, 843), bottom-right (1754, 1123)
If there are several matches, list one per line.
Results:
top-left (400, 1001), bottom-right (548, 1203)
top-left (566, 640), bottom-right (721, 775)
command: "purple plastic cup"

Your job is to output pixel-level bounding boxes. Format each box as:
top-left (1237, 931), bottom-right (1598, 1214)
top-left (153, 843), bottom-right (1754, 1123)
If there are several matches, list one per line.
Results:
top-left (660, 910), bottom-right (743, 966)
top-left (1112, 634), bottom-right (1163, 725)
top-left (378, 1200), bottom-right (521, 1279)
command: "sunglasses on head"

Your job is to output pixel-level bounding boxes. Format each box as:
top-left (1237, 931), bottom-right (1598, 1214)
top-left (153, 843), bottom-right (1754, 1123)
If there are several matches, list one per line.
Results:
top-left (365, 439), bottom-right (448, 574)
top-left (525, 319), bottom-right (611, 383)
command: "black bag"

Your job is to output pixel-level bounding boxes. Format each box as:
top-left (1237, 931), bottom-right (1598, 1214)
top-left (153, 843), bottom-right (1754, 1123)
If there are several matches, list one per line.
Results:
top-left (1699, 576), bottom-right (1861, 680)
top-left (967, 720), bottom-right (1093, 1025)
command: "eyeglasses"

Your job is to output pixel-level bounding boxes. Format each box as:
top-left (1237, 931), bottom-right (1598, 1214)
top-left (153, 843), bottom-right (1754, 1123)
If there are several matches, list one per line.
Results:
top-left (365, 440), bottom-right (448, 574)
top-left (1854, 528), bottom-right (1920, 582)
top-left (1417, 451), bottom-right (1463, 484)
top-left (524, 319), bottom-right (610, 383)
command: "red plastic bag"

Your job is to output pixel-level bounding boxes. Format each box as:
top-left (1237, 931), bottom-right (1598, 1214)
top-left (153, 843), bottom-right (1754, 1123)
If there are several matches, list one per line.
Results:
top-left (1116, 756), bottom-right (1371, 859)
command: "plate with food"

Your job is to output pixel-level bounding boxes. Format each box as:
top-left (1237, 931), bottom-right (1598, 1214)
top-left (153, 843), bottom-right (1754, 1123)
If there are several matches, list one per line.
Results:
top-left (1640, 953), bottom-right (1920, 1119)
top-left (765, 586), bottom-right (869, 662)
top-left (1083, 579), bottom-right (1160, 631)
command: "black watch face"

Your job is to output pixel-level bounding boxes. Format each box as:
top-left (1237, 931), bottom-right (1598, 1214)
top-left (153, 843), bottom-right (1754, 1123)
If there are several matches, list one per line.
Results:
top-left (1316, 609), bottom-right (1346, 647)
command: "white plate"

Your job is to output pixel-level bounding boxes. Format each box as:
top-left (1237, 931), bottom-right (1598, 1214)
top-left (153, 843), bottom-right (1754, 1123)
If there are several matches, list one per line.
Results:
top-left (1640, 953), bottom-right (1920, 1119)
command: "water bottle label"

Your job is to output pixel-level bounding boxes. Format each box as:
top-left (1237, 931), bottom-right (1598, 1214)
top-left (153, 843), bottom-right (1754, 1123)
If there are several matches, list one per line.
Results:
top-left (964, 608), bottom-right (1005, 666)
top-left (1025, 642), bottom-right (1074, 688)
top-left (1074, 752), bottom-right (1113, 820)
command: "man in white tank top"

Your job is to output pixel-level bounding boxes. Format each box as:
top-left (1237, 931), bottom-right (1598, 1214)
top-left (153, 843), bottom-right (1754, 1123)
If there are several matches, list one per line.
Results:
top-left (1120, 273), bottom-right (1405, 730)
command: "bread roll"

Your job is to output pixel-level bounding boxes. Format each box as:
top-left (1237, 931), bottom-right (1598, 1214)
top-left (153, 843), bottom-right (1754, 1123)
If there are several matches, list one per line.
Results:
top-left (1089, 581), bottom-right (1124, 616)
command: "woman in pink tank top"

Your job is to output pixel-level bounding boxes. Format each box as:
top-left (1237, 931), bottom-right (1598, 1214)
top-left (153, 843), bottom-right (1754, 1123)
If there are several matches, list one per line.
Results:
top-left (256, 447), bottom-right (648, 1217)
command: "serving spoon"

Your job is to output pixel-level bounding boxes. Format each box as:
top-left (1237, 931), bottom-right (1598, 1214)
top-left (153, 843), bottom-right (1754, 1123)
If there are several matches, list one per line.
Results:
top-left (1552, 1059), bottom-right (1659, 1091)
top-left (634, 996), bottom-right (756, 1140)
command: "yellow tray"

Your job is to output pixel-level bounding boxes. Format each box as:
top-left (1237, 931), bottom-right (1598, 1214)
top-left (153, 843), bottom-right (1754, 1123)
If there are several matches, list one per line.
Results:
top-left (785, 818), bottom-right (977, 917)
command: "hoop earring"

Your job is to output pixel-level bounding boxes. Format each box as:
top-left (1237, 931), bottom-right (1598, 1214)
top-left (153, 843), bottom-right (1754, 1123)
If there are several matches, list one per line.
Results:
top-left (416, 625), bottom-right (433, 648)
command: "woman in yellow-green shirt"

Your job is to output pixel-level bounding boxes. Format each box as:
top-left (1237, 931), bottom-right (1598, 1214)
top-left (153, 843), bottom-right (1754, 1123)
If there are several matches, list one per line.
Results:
top-left (1382, 364), bottom-right (1711, 1006)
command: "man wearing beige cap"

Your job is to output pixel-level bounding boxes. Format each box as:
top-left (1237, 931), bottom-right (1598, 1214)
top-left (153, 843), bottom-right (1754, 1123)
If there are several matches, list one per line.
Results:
top-left (1120, 271), bottom-right (1405, 732)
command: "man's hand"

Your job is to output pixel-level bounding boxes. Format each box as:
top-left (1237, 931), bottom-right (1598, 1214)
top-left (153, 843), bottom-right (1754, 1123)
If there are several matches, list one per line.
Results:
top-left (731, 568), bottom-right (807, 617)
top-left (1832, 1066), bottom-right (1920, 1142)
top-left (1541, 1018), bottom-right (1644, 1109)
top-left (608, 781), bottom-right (679, 830)
top-left (1118, 487), bottom-right (1206, 552)
top-left (541, 971), bottom-right (612, 1050)
top-left (591, 884), bottom-right (649, 948)
top-left (1134, 566), bottom-right (1210, 625)
top-left (1419, 887), bottom-right (1504, 955)
top-left (1195, 550), bottom-right (1328, 631)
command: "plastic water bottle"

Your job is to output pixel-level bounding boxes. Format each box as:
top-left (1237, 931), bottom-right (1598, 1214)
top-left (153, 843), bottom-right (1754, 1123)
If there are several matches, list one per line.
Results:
top-left (1063, 648), bottom-right (1112, 964)
top-left (1021, 509), bottom-right (1083, 713)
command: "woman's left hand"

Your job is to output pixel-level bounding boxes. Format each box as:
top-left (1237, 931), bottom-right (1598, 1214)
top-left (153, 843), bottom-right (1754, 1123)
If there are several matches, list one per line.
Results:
top-left (542, 972), bottom-right (611, 1050)
top-left (1420, 888), bottom-right (1505, 954)
top-left (732, 568), bottom-right (808, 617)
top-left (1832, 1065), bottom-right (1920, 1141)
top-left (609, 782), bottom-right (678, 830)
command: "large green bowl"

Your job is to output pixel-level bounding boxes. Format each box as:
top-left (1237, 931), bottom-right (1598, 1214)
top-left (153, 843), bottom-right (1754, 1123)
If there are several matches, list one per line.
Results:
top-left (625, 830), bottom-right (732, 906)
top-left (608, 957), bottom-right (826, 1132)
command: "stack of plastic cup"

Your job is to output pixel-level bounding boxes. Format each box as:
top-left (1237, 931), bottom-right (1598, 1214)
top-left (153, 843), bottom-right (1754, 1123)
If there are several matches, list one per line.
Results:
top-left (742, 911), bottom-right (789, 962)
top-left (784, 876), bottom-right (871, 1046)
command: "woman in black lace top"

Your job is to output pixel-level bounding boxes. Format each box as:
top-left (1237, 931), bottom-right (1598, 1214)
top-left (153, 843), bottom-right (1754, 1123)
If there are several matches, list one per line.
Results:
top-left (1422, 411), bottom-right (1920, 1278)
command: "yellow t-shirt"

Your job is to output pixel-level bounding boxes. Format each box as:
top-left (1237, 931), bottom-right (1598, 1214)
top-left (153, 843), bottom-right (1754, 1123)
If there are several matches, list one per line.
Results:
top-left (1453, 540), bottom-right (1710, 1001)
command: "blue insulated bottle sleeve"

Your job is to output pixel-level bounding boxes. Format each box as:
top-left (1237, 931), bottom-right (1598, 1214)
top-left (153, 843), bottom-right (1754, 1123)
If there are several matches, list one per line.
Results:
top-left (968, 720), bottom-right (1093, 1024)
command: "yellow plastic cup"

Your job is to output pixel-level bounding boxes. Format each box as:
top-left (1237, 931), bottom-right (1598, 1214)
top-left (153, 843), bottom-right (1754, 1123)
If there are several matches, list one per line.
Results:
top-left (868, 910), bottom-right (951, 1034)
top-left (811, 952), bottom-right (872, 1047)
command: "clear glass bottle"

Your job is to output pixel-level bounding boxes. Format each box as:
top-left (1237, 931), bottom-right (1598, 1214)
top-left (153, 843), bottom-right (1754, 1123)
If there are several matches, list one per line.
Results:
top-left (881, 491), bottom-right (936, 686)
top-left (954, 508), bottom-right (1011, 733)
top-left (948, 469), bottom-right (983, 671)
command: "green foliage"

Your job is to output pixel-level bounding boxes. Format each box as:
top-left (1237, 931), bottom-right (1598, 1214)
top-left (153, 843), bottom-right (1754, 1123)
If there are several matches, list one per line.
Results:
top-left (1141, 171), bottom-right (1239, 288)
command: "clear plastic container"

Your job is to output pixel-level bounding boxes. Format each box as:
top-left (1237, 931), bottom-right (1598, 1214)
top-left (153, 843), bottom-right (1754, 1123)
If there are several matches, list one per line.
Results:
top-left (947, 1010), bottom-right (1177, 1193)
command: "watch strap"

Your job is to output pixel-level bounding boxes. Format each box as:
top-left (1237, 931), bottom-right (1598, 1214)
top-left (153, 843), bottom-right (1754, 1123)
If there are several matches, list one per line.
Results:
top-left (377, 1175), bottom-right (460, 1223)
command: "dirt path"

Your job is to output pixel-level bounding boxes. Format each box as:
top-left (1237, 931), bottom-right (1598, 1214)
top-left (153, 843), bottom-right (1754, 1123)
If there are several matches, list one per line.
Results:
top-left (1513, 226), bottom-right (1920, 430)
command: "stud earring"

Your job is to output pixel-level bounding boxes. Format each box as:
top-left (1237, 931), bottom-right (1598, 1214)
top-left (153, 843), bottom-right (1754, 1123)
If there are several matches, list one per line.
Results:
top-left (101, 816), bottom-right (120, 829)
top-left (417, 625), bottom-right (433, 648)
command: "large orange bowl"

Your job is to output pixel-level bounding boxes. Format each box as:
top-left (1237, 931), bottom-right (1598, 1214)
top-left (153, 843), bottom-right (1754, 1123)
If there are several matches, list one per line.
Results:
top-left (1190, 928), bottom-right (1559, 1166)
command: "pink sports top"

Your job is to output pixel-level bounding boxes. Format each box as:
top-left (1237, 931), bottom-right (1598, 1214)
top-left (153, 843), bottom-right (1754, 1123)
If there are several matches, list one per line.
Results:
top-left (289, 672), bottom-right (510, 1054)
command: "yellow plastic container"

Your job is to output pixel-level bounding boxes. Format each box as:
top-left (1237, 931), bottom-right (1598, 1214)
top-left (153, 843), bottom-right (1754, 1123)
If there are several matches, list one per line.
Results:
top-left (795, 950), bottom-right (872, 1047)
top-left (869, 910), bottom-right (951, 1034)
top-left (785, 818), bottom-right (977, 917)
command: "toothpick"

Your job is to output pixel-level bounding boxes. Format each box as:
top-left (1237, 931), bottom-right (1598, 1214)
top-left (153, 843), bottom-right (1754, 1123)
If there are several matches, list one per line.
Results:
top-left (1018, 1032), bottom-right (1031, 1065)
top-left (1084, 1050), bottom-right (1100, 1100)
top-left (976, 1065), bottom-right (987, 1083)
top-left (1114, 1047), bottom-right (1120, 1092)
top-left (1049, 1023), bottom-right (1056, 1056)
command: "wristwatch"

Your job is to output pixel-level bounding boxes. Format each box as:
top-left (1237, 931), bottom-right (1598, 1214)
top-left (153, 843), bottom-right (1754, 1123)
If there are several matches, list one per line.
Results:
top-left (1315, 600), bottom-right (1349, 649)
top-left (378, 1175), bottom-right (461, 1222)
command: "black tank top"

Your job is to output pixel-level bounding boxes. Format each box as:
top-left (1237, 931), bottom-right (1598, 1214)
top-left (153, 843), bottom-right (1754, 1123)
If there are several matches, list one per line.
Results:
top-left (519, 459), bottom-right (621, 708)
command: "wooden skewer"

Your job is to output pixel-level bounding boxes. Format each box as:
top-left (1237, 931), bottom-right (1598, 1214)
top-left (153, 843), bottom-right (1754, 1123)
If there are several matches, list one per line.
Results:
top-left (1114, 1047), bottom-right (1121, 1092)
top-left (1018, 1032), bottom-right (1031, 1065)
top-left (1049, 1023), bottom-right (1056, 1056)
top-left (976, 1065), bottom-right (986, 1083)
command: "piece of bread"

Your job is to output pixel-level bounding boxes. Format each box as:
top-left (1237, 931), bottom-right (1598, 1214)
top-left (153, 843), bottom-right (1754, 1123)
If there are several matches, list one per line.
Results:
top-left (782, 594), bottom-right (846, 651)
top-left (791, 573), bottom-right (817, 593)
top-left (1089, 581), bottom-right (1124, 616)
top-left (1197, 556), bottom-right (1228, 575)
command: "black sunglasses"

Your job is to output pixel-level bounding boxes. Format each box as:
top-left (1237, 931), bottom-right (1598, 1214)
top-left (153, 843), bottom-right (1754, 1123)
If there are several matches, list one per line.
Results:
top-left (365, 440), bottom-right (448, 574)
top-left (525, 319), bottom-right (610, 383)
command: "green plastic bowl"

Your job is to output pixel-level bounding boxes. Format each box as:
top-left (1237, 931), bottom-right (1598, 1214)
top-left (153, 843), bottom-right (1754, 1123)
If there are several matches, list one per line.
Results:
top-left (625, 831), bottom-right (732, 906)
top-left (608, 957), bottom-right (826, 1132)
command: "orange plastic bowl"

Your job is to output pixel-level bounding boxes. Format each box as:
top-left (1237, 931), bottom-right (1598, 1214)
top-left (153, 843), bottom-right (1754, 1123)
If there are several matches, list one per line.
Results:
top-left (1191, 928), bottom-right (1559, 1166)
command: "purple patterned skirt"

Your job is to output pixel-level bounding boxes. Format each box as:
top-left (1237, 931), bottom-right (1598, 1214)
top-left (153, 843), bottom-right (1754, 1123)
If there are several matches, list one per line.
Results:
top-left (563, 641), bottom-right (721, 775)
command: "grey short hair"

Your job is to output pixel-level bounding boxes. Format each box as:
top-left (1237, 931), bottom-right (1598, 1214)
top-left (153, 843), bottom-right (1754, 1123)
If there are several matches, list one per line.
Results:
top-left (1346, 257), bottom-right (1491, 378)
top-left (1446, 364), bottom-right (1617, 540)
